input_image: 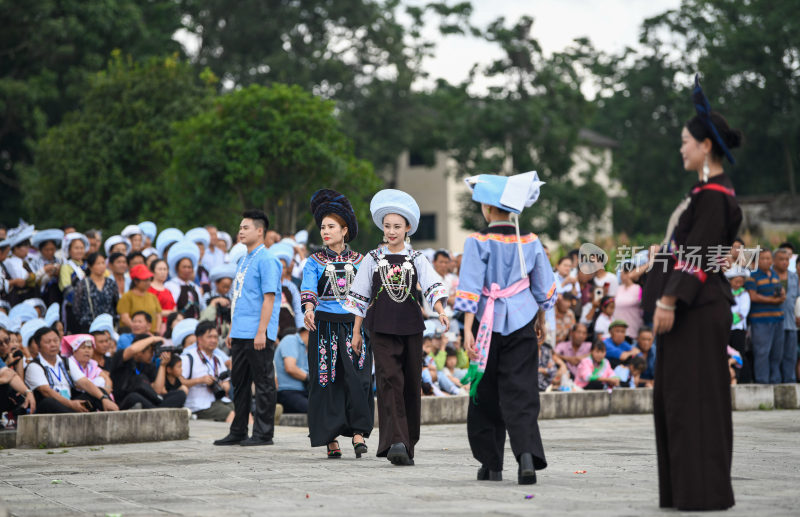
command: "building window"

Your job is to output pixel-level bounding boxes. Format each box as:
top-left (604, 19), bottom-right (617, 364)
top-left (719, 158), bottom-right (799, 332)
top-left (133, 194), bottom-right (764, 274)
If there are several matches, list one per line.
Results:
top-left (416, 214), bottom-right (436, 241)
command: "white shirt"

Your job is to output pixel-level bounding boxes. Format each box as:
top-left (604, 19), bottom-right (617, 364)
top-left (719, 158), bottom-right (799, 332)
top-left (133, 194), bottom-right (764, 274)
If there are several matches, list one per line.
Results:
top-left (67, 356), bottom-right (107, 389)
top-left (3, 255), bottom-right (29, 280)
top-left (202, 246), bottom-right (226, 272)
top-left (732, 289), bottom-right (750, 331)
top-left (181, 347), bottom-right (230, 412)
top-left (25, 354), bottom-right (84, 399)
top-left (165, 278), bottom-right (207, 310)
top-left (594, 271), bottom-right (619, 297)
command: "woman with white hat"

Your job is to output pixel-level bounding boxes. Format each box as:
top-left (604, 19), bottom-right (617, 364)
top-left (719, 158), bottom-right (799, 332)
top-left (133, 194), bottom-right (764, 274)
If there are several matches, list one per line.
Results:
top-left (165, 239), bottom-right (205, 319)
top-left (3, 223), bottom-right (36, 305)
top-left (30, 229), bottom-right (64, 306)
top-left (345, 189), bottom-right (449, 466)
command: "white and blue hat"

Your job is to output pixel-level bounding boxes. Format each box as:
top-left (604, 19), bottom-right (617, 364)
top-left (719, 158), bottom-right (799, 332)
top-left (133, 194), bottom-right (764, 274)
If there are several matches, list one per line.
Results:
top-left (167, 239), bottom-right (200, 279)
top-left (104, 235), bottom-right (131, 256)
top-left (44, 303), bottom-right (60, 327)
top-left (228, 242), bottom-right (248, 266)
top-left (217, 231), bottom-right (233, 251)
top-left (0, 312), bottom-right (11, 331)
top-left (89, 313), bottom-right (119, 341)
top-left (423, 320), bottom-right (438, 339)
top-left (464, 171), bottom-right (544, 214)
top-left (370, 189), bottom-right (421, 235)
top-left (21, 318), bottom-right (49, 348)
top-left (9, 303), bottom-right (38, 324)
top-left (156, 228), bottom-right (184, 257)
top-left (121, 224), bottom-right (143, 239)
top-left (62, 232), bottom-right (90, 257)
top-left (6, 223), bottom-right (35, 249)
top-left (270, 242), bottom-right (294, 266)
top-left (31, 229), bottom-right (64, 249)
top-left (23, 298), bottom-right (46, 316)
top-left (209, 263), bottom-right (236, 283)
top-left (172, 318), bottom-right (198, 347)
top-left (138, 221), bottom-right (157, 241)
top-left (185, 227), bottom-right (211, 247)
top-left (294, 230), bottom-right (309, 245)
top-left (0, 237), bottom-right (9, 249)
top-left (725, 265), bottom-right (751, 279)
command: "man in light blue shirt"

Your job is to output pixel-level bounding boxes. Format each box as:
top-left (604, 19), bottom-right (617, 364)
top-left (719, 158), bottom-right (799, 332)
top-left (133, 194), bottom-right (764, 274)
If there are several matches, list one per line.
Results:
top-left (274, 329), bottom-right (309, 414)
top-left (214, 210), bottom-right (282, 447)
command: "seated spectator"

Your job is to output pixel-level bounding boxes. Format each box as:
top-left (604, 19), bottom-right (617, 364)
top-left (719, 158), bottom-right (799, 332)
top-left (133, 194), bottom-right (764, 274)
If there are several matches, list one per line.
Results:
top-left (445, 331), bottom-right (470, 371)
top-left (0, 325), bottom-right (24, 378)
top-left (554, 323), bottom-right (592, 380)
top-left (538, 341), bottom-right (568, 392)
top-left (614, 356), bottom-right (647, 388)
top-left (591, 296), bottom-right (615, 342)
top-left (636, 327), bottom-right (656, 384)
top-left (421, 362), bottom-right (447, 397)
top-left (1, 353), bottom-right (36, 424)
top-left (24, 326), bottom-right (117, 413)
top-left (575, 341), bottom-right (619, 390)
top-left (274, 328), bottom-right (309, 414)
top-left (89, 313), bottom-right (119, 363)
top-left (117, 265), bottom-right (161, 334)
top-left (62, 334), bottom-right (113, 395)
top-left (153, 353), bottom-right (187, 395)
top-left (613, 263), bottom-right (644, 339)
top-left (172, 318), bottom-right (199, 353)
top-left (117, 311), bottom-right (154, 350)
top-left (603, 320), bottom-right (640, 368)
top-left (440, 348), bottom-right (467, 392)
top-left (555, 292), bottom-right (577, 344)
top-left (108, 334), bottom-right (186, 410)
top-left (75, 252), bottom-right (119, 332)
top-left (555, 256), bottom-right (579, 296)
top-left (180, 321), bottom-right (233, 421)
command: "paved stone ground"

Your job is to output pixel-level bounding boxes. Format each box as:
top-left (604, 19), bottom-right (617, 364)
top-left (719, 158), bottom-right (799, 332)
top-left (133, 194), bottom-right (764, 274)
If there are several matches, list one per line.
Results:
top-left (1, 410), bottom-right (798, 516)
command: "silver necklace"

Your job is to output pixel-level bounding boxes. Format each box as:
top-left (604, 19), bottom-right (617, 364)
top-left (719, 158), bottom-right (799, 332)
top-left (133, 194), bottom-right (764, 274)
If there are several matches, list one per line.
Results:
top-left (231, 244), bottom-right (265, 317)
top-left (377, 251), bottom-right (415, 303)
top-left (324, 260), bottom-right (355, 303)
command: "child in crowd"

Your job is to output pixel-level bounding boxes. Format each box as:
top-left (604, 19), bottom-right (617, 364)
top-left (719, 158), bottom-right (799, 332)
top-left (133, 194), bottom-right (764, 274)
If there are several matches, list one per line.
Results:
top-left (613, 356), bottom-right (647, 388)
top-left (576, 341), bottom-right (620, 390)
top-left (591, 296), bottom-right (615, 342)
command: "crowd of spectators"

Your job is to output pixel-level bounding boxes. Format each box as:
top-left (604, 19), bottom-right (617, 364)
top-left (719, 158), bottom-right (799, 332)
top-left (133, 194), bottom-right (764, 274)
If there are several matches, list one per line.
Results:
top-left (1, 219), bottom-right (799, 430)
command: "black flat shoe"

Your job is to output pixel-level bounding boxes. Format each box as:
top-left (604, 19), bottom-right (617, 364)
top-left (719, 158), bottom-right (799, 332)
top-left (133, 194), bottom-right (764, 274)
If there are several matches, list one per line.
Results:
top-left (387, 443), bottom-right (414, 466)
top-left (213, 433), bottom-right (247, 446)
top-left (240, 437), bottom-right (274, 446)
top-left (352, 437), bottom-right (368, 458)
top-left (477, 466), bottom-right (503, 481)
top-left (517, 453), bottom-right (537, 485)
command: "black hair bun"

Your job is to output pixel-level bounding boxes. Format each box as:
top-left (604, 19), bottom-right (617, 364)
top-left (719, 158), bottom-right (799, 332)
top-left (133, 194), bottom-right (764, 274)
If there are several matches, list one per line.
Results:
top-left (710, 112), bottom-right (743, 150)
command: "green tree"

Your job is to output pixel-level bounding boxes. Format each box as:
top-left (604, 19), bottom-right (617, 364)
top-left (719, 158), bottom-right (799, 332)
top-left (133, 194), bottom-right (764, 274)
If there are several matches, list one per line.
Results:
top-left (166, 83), bottom-right (381, 248)
top-left (0, 0), bottom-right (183, 223)
top-left (21, 54), bottom-right (214, 231)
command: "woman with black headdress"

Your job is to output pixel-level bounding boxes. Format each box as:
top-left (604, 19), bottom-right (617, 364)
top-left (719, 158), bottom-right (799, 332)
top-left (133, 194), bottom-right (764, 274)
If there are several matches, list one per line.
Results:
top-left (645, 75), bottom-right (743, 511)
top-left (301, 189), bottom-right (373, 459)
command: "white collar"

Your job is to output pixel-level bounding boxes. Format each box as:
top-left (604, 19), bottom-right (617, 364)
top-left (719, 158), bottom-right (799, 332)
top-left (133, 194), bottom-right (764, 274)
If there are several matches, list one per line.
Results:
top-left (38, 354), bottom-right (62, 368)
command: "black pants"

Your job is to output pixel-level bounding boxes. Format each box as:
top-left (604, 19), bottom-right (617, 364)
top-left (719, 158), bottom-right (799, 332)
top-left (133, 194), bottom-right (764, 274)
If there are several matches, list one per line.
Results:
top-left (36, 397), bottom-right (76, 414)
top-left (119, 390), bottom-right (186, 410)
top-left (372, 332), bottom-right (422, 458)
top-left (467, 319), bottom-right (547, 471)
top-left (0, 384), bottom-right (26, 416)
top-left (229, 337), bottom-right (277, 440)
top-left (277, 390), bottom-right (309, 414)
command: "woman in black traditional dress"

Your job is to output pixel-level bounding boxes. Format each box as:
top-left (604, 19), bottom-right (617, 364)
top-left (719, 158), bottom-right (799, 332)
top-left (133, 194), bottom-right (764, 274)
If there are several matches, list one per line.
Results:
top-left (645, 75), bottom-right (743, 511)
top-left (301, 189), bottom-right (374, 459)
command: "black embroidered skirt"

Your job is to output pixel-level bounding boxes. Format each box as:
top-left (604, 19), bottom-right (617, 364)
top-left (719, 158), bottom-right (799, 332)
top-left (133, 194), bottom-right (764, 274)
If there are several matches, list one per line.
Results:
top-left (307, 311), bottom-right (374, 447)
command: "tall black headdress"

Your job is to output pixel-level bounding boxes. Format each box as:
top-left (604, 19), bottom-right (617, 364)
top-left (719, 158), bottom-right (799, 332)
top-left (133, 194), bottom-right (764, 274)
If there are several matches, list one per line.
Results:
top-left (310, 189), bottom-right (358, 243)
top-left (692, 74), bottom-right (735, 164)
